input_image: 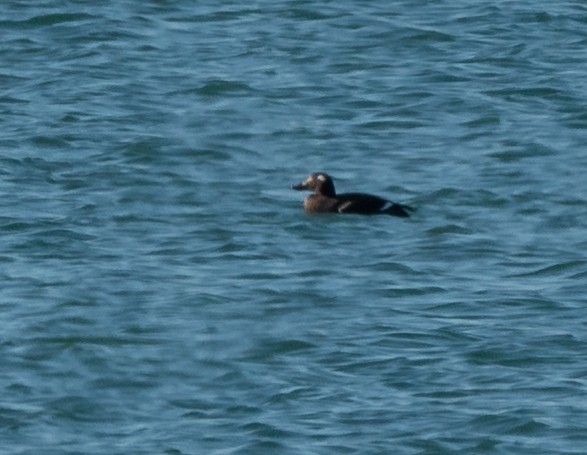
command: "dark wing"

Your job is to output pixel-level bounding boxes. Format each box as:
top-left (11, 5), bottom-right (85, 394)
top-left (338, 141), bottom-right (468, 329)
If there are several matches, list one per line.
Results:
top-left (336, 193), bottom-right (412, 217)
top-left (336, 193), bottom-right (388, 214)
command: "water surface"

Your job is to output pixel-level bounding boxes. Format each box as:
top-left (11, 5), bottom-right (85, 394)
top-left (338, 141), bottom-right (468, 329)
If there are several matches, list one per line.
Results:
top-left (2, 1), bottom-right (587, 454)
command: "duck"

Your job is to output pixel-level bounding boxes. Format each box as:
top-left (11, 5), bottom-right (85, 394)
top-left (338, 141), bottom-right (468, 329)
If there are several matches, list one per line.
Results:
top-left (291, 172), bottom-right (413, 217)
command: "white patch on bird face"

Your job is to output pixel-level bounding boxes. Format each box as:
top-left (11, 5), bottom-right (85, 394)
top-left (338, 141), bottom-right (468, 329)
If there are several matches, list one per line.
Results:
top-left (316, 174), bottom-right (327, 182)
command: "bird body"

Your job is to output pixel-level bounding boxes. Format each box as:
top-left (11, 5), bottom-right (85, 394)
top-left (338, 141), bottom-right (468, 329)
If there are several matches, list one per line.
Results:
top-left (292, 172), bottom-right (413, 217)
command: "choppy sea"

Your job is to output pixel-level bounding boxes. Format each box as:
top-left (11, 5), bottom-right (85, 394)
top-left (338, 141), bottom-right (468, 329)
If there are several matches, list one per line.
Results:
top-left (2, 1), bottom-right (587, 454)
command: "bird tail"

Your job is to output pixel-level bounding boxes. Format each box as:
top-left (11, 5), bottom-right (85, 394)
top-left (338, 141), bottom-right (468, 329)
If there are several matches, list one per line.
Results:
top-left (385, 203), bottom-right (414, 218)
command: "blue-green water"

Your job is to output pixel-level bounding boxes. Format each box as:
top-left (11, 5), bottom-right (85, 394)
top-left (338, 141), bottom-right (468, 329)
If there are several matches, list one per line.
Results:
top-left (2, 1), bottom-right (587, 454)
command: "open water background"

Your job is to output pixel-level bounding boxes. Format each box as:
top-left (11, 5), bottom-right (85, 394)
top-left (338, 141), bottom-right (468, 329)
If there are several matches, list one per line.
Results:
top-left (2, 1), bottom-right (587, 454)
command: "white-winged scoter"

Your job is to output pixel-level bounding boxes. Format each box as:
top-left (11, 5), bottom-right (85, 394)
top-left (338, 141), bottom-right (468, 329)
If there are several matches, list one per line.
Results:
top-left (291, 172), bottom-right (413, 217)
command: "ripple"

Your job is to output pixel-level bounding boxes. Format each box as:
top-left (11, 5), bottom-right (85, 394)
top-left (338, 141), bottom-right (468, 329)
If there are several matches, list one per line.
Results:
top-left (511, 260), bottom-right (587, 278)
top-left (380, 286), bottom-right (447, 298)
top-left (4, 12), bottom-right (97, 28)
top-left (194, 79), bottom-right (255, 96)
top-left (426, 224), bottom-right (472, 235)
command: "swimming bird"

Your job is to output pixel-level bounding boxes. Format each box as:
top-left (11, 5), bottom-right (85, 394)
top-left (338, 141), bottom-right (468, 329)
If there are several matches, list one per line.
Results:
top-left (291, 172), bottom-right (413, 217)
